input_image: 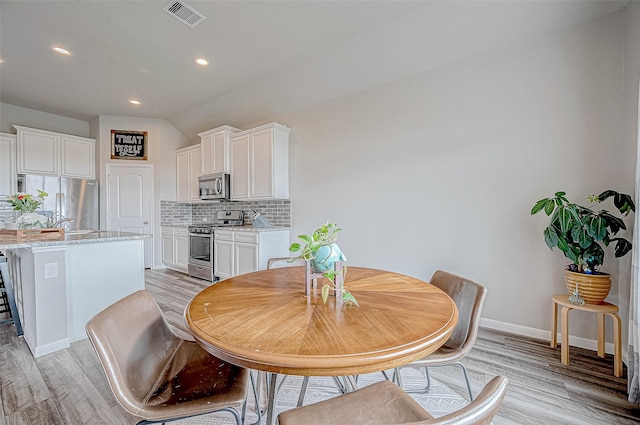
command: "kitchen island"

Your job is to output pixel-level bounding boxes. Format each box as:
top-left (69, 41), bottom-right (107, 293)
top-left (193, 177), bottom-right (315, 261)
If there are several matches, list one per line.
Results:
top-left (0, 231), bottom-right (150, 357)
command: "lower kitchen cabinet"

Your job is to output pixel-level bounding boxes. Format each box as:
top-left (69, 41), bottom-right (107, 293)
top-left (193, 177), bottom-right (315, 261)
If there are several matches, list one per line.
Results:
top-left (214, 228), bottom-right (290, 280)
top-left (162, 226), bottom-right (189, 272)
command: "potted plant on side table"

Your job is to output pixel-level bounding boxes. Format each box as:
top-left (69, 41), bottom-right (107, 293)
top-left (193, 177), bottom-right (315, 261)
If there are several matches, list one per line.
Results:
top-left (531, 190), bottom-right (635, 304)
top-left (289, 222), bottom-right (358, 306)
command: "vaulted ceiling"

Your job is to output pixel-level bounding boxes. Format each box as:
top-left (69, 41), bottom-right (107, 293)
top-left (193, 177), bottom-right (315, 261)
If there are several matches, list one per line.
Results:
top-left (0, 1), bottom-right (628, 138)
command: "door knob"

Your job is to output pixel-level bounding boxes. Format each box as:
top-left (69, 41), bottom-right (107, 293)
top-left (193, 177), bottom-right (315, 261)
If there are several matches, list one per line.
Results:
top-left (144, 221), bottom-right (149, 225)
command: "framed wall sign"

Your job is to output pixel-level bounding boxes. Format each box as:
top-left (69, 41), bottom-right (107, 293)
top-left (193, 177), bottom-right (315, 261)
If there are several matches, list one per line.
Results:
top-left (111, 130), bottom-right (148, 160)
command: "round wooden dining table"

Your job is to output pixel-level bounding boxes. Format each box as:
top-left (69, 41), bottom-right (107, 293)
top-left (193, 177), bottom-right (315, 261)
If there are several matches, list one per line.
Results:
top-left (185, 266), bottom-right (458, 424)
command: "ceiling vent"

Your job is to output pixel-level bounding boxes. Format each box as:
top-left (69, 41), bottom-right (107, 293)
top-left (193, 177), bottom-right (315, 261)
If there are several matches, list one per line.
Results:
top-left (163, 1), bottom-right (206, 28)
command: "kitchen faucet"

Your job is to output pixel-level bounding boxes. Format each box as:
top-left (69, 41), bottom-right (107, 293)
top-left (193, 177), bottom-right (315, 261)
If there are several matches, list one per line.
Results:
top-left (52, 217), bottom-right (74, 228)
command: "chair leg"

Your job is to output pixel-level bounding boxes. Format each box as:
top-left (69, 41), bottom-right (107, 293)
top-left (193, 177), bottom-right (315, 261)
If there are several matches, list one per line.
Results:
top-left (393, 367), bottom-right (403, 387)
top-left (454, 362), bottom-right (474, 401)
top-left (246, 371), bottom-right (262, 425)
top-left (332, 376), bottom-right (347, 393)
top-left (297, 376), bottom-right (309, 407)
top-left (403, 366), bottom-right (432, 394)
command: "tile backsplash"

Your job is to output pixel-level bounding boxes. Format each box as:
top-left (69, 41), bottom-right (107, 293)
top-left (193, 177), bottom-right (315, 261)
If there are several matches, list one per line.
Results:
top-left (161, 199), bottom-right (291, 227)
top-left (0, 202), bottom-right (14, 223)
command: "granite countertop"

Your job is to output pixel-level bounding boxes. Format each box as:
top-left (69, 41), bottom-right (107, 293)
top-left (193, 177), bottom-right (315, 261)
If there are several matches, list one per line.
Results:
top-left (0, 230), bottom-right (151, 250)
top-left (217, 225), bottom-right (290, 232)
top-left (161, 224), bottom-right (290, 232)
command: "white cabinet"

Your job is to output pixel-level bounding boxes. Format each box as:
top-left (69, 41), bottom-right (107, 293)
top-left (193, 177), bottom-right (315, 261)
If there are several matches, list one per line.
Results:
top-left (0, 133), bottom-right (16, 199)
top-left (161, 227), bottom-right (189, 272)
top-left (214, 229), bottom-right (290, 280)
top-left (176, 144), bottom-right (202, 202)
top-left (60, 135), bottom-right (95, 178)
top-left (14, 125), bottom-right (95, 179)
top-left (213, 230), bottom-right (234, 280)
top-left (230, 123), bottom-right (290, 200)
top-left (199, 125), bottom-right (240, 175)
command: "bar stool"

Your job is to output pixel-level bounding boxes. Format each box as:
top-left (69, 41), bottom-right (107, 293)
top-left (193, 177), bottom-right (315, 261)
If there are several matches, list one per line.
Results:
top-left (0, 253), bottom-right (23, 336)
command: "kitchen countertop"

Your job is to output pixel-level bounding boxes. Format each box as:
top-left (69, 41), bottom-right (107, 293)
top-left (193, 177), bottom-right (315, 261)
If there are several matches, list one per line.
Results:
top-left (0, 230), bottom-right (151, 250)
top-left (161, 224), bottom-right (290, 232)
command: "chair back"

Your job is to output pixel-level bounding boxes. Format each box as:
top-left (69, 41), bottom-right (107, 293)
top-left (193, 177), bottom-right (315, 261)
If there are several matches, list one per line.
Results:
top-left (267, 257), bottom-right (305, 269)
top-left (430, 270), bottom-right (487, 352)
top-left (423, 375), bottom-right (508, 425)
top-left (85, 290), bottom-right (182, 415)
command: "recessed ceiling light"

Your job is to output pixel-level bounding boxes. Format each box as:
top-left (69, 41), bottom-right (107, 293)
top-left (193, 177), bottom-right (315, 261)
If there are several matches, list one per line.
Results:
top-left (129, 99), bottom-right (141, 105)
top-left (194, 57), bottom-right (209, 66)
top-left (52, 46), bottom-right (73, 56)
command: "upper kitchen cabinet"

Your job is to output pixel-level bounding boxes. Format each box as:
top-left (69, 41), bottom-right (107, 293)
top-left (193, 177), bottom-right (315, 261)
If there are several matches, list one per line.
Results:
top-left (0, 133), bottom-right (17, 198)
top-left (176, 144), bottom-right (202, 202)
top-left (230, 123), bottom-right (290, 200)
top-left (14, 125), bottom-right (96, 179)
top-left (199, 125), bottom-right (240, 175)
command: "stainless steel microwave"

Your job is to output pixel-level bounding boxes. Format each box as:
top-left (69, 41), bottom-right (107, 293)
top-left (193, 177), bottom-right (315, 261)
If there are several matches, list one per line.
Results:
top-left (198, 173), bottom-right (230, 200)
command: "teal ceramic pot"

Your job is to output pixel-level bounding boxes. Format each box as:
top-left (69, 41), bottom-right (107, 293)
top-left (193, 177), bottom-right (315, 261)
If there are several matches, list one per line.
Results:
top-left (311, 243), bottom-right (346, 272)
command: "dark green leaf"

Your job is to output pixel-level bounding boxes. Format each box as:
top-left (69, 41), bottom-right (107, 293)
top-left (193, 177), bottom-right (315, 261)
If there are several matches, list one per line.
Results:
top-left (531, 198), bottom-right (549, 215)
top-left (585, 245), bottom-right (604, 267)
top-left (571, 224), bottom-right (593, 249)
top-left (612, 238), bottom-right (633, 258)
top-left (557, 206), bottom-right (574, 233)
top-left (585, 216), bottom-right (607, 240)
top-left (600, 211), bottom-right (625, 234)
top-left (597, 190), bottom-right (616, 202)
top-left (543, 226), bottom-right (559, 249)
top-left (544, 199), bottom-right (555, 215)
top-left (556, 236), bottom-right (569, 253)
top-left (565, 245), bottom-right (580, 263)
top-left (554, 191), bottom-right (566, 197)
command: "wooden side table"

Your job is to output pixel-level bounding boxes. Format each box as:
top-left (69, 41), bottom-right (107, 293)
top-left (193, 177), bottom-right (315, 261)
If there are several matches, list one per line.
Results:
top-left (551, 294), bottom-right (622, 377)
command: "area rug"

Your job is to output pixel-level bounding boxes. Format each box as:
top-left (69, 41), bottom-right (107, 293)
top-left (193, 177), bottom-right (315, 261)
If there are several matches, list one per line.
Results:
top-left (177, 367), bottom-right (468, 424)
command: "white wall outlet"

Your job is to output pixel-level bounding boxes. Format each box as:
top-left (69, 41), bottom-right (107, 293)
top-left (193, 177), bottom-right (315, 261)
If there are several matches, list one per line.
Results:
top-left (43, 262), bottom-right (58, 279)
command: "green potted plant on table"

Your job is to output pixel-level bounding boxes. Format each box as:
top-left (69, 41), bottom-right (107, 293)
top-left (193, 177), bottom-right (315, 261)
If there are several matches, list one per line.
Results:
top-left (531, 190), bottom-right (635, 304)
top-left (289, 222), bottom-right (358, 306)
top-left (6, 190), bottom-right (48, 229)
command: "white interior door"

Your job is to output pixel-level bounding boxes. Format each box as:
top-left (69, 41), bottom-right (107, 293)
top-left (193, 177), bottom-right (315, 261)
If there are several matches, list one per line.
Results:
top-left (106, 164), bottom-right (153, 268)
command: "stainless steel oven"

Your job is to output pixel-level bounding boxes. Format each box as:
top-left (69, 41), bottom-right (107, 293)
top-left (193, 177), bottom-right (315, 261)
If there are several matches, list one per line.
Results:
top-left (188, 226), bottom-right (214, 281)
top-left (188, 210), bottom-right (244, 281)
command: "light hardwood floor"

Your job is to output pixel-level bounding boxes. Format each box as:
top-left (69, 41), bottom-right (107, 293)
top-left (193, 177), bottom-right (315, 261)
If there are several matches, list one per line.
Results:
top-left (1, 268), bottom-right (639, 424)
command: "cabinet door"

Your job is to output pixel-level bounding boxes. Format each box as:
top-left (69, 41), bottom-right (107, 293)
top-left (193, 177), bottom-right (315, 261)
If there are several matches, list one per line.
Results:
top-left (250, 129), bottom-right (274, 198)
top-left (201, 133), bottom-right (215, 175)
top-left (202, 132), bottom-right (229, 175)
top-left (0, 133), bottom-right (16, 199)
top-left (230, 134), bottom-right (250, 200)
top-left (60, 135), bottom-right (95, 179)
top-left (189, 148), bottom-right (202, 201)
top-left (235, 242), bottom-right (259, 276)
top-left (174, 231), bottom-right (189, 272)
top-left (214, 239), bottom-right (234, 280)
top-left (162, 231), bottom-right (175, 266)
top-left (176, 150), bottom-right (190, 202)
top-left (17, 128), bottom-right (59, 176)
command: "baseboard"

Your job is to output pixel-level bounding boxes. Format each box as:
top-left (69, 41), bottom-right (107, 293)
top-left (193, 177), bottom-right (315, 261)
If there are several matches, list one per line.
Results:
top-left (480, 318), bottom-right (617, 356)
top-left (24, 332), bottom-right (70, 358)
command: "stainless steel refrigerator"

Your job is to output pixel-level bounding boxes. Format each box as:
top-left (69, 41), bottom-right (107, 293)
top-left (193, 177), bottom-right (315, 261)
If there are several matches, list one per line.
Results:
top-left (17, 174), bottom-right (99, 231)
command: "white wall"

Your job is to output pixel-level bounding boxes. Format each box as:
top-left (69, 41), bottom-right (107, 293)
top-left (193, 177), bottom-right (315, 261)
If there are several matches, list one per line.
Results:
top-left (281, 12), bottom-right (627, 341)
top-left (0, 103), bottom-right (90, 137)
top-left (93, 116), bottom-right (188, 268)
